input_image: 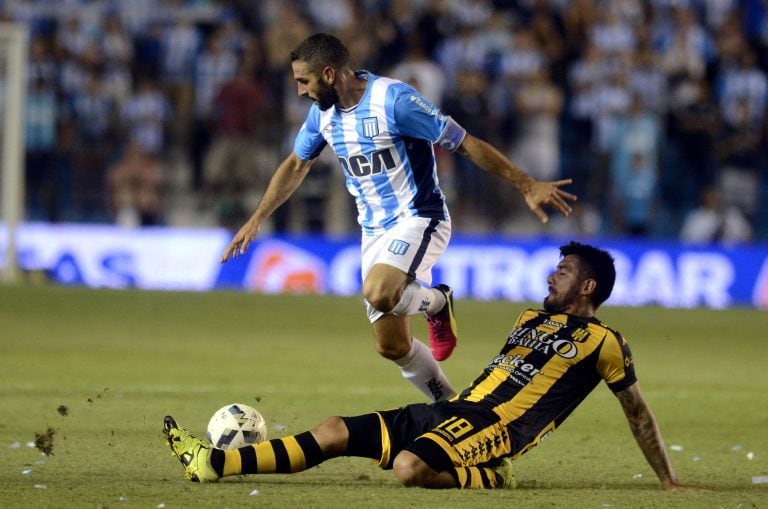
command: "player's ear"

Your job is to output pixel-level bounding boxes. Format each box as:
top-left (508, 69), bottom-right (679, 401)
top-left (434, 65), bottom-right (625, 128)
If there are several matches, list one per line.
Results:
top-left (322, 66), bottom-right (335, 85)
top-left (581, 278), bottom-right (596, 297)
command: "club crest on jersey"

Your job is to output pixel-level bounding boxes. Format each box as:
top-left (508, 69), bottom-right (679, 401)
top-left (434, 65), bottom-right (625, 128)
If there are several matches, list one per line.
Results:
top-left (361, 117), bottom-right (379, 138)
top-left (388, 239), bottom-right (410, 256)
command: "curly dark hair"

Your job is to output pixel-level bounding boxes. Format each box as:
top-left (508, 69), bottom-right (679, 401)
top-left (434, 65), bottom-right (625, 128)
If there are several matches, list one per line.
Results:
top-left (560, 241), bottom-right (616, 307)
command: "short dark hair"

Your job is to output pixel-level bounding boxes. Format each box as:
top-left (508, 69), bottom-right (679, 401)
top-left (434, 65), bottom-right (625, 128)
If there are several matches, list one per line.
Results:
top-left (290, 33), bottom-right (350, 75)
top-left (560, 241), bottom-right (616, 307)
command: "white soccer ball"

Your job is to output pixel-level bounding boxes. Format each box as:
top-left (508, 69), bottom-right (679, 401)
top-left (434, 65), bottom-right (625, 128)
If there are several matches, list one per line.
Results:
top-left (206, 403), bottom-right (268, 450)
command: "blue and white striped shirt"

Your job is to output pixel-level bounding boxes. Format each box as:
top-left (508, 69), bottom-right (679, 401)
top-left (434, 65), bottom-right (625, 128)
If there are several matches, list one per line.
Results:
top-left (294, 71), bottom-right (466, 236)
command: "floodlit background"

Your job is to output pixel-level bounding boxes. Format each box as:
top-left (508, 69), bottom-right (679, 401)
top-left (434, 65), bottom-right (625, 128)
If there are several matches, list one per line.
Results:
top-left (1, 0), bottom-right (768, 309)
top-left (1, 0), bottom-right (767, 237)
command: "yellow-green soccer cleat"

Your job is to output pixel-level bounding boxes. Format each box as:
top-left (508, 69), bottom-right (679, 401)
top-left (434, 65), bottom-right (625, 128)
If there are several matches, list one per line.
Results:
top-left (163, 415), bottom-right (219, 483)
top-left (491, 457), bottom-right (517, 489)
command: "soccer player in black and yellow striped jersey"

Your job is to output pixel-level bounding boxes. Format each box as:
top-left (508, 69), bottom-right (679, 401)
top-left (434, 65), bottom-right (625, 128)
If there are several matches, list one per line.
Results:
top-left (164, 241), bottom-right (696, 491)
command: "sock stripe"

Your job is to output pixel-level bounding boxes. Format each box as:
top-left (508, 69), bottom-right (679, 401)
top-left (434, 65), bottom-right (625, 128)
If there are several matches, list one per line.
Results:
top-left (294, 431), bottom-right (324, 469)
top-left (454, 466), bottom-right (500, 489)
top-left (282, 436), bottom-right (306, 472)
top-left (210, 448), bottom-right (225, 477)
top-left (478, 466), bottom-right (494, 488)
top-left (222, 449), bottom-right (242, 476)
top-left (239, 444), bottom-right (258, 473)
top-left (455, 467), bottom-right (468, 488)
top-left (470, 467), bottom-right (483, 488)
top-left (271, 439), bottom-right (291, 473)
top-left (255, 442), bottom-right (277, 472)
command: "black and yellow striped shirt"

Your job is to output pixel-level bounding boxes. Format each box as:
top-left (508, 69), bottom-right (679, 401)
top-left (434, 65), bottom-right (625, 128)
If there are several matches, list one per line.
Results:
top-left (457, 309), bottom-right (636, 458)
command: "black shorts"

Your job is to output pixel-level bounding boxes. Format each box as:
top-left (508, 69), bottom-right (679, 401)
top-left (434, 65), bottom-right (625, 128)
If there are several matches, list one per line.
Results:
top-left (348, 400), bottom-right (513, 473)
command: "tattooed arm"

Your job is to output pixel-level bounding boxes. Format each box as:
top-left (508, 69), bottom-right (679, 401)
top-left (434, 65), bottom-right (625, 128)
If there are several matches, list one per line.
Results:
top-left (615, 382), bottom-right (697, 491)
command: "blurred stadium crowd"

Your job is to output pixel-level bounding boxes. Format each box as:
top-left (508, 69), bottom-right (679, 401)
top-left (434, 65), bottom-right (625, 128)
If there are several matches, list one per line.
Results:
top-left (1, 0), bottom-right (767, 243)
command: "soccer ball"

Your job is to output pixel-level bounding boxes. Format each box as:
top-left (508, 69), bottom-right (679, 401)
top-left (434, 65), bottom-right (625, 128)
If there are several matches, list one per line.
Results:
top-left (206, 403), bottom-right (268, 449)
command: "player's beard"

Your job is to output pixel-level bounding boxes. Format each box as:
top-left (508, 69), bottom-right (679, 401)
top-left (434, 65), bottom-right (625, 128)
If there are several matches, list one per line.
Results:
top-left (315, 81), bottom-right (339, 111)
top-left (543, 286), bottom-right (579, 314)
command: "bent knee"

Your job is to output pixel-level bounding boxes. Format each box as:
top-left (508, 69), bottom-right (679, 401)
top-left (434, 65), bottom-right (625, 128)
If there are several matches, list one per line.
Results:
top-left (314, 415), bottom-right (347, 435)
top-left (362, 267), bottom-right (407, 313)
top-left (393, 451), bottom-right (432, 488)
top-left (310, 416), bottom-right (348, 457)
top-left (363, 283), bottom-right (398, 313)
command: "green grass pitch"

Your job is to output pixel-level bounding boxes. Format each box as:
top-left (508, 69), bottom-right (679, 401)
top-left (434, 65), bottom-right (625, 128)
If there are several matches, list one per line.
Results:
top-left (0, 284), bottom-right (766, 508)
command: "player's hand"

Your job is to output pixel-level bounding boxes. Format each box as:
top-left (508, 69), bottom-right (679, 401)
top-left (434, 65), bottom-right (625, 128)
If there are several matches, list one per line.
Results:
top-left (523, 179), bottom-right (577, 223)
top-left (221, 220), bottom-right (261, 263)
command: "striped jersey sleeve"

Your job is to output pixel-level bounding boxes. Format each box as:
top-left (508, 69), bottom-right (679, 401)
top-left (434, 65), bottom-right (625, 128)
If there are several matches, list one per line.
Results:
top-left (596, 329), bottom-right (637, 392)
top-left (294, 106), bottom-right (327, 161)
top-left (391, 90), bottom-right (466, 151)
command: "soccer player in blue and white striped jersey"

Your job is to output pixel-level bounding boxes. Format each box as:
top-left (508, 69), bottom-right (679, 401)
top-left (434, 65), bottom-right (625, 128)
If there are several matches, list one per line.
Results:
top-left (221, 33), bottom-right (576, 402)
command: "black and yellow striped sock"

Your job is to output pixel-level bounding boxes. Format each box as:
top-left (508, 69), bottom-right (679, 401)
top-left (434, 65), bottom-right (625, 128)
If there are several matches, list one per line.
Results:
top-left (210, 431), bottom-right (324, 478)
top-left (453, 466), bottom-right (504, 489)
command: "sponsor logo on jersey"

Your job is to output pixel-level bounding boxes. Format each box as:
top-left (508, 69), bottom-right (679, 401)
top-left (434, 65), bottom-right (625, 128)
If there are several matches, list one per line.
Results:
top-left (506, 327), bottom-right (578, 359)
top-left (409, 94), bottom-right (446, 120)
top-left (338, 148), bottom-right (397, 178)
top-left (490, 353), bottom-right (543, 380)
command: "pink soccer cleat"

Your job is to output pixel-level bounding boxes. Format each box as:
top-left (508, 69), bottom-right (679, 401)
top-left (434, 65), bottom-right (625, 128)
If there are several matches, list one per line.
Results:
top-left (426, 284), bottom-right (458, 361)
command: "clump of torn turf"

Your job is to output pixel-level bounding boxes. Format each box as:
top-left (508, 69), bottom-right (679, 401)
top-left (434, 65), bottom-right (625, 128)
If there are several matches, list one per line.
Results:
top-left (34, 427), bottom-right (55, 456)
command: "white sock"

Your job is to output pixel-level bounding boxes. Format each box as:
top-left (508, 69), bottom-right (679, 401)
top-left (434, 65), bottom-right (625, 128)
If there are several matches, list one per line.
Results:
top-left (394, 339), bottom-right (456, 401)
top-left (391, 281), bottom-right (446, 317)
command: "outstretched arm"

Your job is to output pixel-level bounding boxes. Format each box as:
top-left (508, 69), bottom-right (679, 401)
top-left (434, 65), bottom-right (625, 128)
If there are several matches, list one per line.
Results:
top-left (456, 133), bottom-right (576, 223)
top-left (220, 152), bottom-right (314, 262)
top-left (615, 382), bottom-right (698, 491)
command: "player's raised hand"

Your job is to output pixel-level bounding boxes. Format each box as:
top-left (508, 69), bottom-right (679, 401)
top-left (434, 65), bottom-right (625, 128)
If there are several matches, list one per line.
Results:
top-left (221, 219), bottom-right (262, 263)
top-left (523, 179), bottom-right (577, 224)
